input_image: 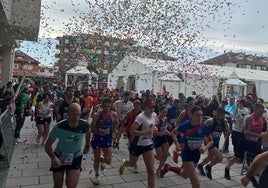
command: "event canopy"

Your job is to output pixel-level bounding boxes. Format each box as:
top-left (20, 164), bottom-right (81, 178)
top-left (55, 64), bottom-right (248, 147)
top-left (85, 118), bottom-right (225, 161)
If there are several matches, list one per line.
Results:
top-left (65, 65), bottom-right (98, 86)
top-left (225, 78), bottom-right (247, 86)
top-left (158, 73), bottom-right (182, 82)
top-left (66, 65), bottom-right (98, 77)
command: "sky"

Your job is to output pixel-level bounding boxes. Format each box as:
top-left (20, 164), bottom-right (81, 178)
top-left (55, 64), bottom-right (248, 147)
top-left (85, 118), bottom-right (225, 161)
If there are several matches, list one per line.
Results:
top-left (18, 0), bottom-right (268, 66)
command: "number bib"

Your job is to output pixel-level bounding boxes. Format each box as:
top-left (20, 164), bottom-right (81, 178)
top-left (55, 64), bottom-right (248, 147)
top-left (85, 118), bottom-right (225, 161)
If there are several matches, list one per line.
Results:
top-left (187, 140), bottom-right (203, 150)
top-left (59, 153), bottom-right (74, 165)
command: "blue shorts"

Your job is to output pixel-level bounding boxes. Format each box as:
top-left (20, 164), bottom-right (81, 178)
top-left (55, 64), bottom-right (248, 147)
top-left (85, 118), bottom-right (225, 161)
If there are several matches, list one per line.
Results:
top-left (91, 135), bottom-right (112, 150)
top-left (129, 144), bottom-right (154, 157)
top-left (181, 149), bottom-right (201, 164)
top-left (153, 136), bottom-right (168, 148)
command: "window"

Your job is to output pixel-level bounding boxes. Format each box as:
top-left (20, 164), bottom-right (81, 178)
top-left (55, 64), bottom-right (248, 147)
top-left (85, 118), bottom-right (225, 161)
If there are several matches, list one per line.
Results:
top-left (245, 64), bottom-right (251, 69)
top-left (256, 66), bottom-right (261, 70)
top-left (27, 65), bottom-right (33, 70)
top-left (246, 56), bottom-right (253, 61)
top-left (22, 65), bottom-right (32, 70)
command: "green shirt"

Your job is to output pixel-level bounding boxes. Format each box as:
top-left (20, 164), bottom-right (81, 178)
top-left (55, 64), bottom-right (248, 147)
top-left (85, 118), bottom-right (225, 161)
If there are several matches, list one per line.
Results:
top-left (49, 119), bottom-right (89, 158)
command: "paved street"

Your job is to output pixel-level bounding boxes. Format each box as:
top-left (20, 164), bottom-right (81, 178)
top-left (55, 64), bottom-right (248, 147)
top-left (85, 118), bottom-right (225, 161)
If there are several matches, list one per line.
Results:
top-left (1, 117), bottom-right (256, 188)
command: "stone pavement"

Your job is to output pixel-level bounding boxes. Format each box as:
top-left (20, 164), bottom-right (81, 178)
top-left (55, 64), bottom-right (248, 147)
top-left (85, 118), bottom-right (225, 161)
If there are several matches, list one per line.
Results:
top-left (2, 117), bottom-right (256, 188)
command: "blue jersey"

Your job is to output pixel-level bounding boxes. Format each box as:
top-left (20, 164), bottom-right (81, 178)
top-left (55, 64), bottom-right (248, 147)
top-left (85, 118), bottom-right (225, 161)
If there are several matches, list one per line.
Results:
top-left (94, 113), bottom-right (113, 139)
top-left (177, 120), bottom-right (210, 150)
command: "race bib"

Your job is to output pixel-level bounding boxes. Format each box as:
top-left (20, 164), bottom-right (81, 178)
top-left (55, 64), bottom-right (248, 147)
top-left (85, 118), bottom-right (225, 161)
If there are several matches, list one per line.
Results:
top-left (212, 131), bottom-right (222, 138)
top-left (99, 128), bottom-right (110, 135)
top-left (170, 119), bottom-right (176, 124)
top-left (187, 140), bottom-right (203, 150)
top-left (59, 153), bottom-right (74, 165)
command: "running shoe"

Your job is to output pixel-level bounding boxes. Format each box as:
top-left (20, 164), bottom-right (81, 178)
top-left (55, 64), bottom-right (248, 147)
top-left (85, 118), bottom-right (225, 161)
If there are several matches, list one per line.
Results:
top-left (159, 163), bottom-right (170, 178)
top-left (15, 138), bottom-right (24, 143)
top-left (130, 164), bottom-right (138, 173)
top-left (197, 164), bottom-right (205, 176)
top-left (119, 159), bottom-right (126, 175)
top-left (224, 167), bottom-right (231, 180)
top-left (205, 165), bottom-right (212, 179)
top-left (100, 156), bottom-right (106, 171)
top-left (91, 174), bottom-right (100, 185)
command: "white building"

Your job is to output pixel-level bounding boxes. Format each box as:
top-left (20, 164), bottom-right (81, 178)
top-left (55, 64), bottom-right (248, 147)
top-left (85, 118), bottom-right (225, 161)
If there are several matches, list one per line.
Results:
top-left (108, 55), bottom-right (268, 101)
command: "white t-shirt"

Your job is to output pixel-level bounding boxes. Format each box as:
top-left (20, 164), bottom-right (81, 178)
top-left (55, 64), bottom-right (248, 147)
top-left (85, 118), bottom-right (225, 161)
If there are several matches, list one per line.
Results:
top-left (135, 112), bottom-right (157, 146)
top-left (113, 100), bottom-right (133, 121)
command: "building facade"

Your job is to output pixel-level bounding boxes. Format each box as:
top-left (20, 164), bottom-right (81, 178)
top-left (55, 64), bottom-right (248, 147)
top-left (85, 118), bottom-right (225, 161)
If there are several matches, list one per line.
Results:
top-left (0, 50), bottom-right (57, 85)
top-left (201, 52), bottom-right (268, 71)
top-left (55, 34), bottom-right (176, 89)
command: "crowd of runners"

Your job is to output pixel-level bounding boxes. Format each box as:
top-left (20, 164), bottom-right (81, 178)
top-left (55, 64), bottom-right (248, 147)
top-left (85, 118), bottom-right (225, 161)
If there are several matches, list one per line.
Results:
top-left (1, 81), bottom-right (268, 188)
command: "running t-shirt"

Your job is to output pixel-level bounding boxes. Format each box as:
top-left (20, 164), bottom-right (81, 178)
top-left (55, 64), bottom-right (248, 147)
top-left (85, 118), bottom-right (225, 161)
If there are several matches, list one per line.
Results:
top-left (135, 112), bottom-right (157, 146)
top-left (177, 120), bottom-right (210, 150)
top-left (49, 119), bottom-right (90, 158)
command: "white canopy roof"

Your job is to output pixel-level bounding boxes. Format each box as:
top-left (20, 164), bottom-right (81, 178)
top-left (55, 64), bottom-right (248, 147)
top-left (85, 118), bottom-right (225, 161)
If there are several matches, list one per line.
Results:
top-left (128, 55), bottom-right (268, 82)
top-left (158, 73), bottom-right (182, 82)
top-left (225, 78), bottom-right (247, 86)
top-left (66, 65), bottom-right (98, 77)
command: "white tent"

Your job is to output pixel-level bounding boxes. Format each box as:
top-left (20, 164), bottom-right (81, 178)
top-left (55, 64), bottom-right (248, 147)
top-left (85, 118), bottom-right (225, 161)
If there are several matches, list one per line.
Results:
top-left (108, 55), bottom-right (268, 100)
top-left (65, 65), bottom-right (98, 86)
top-left (225, 78), bottom-right (247, 86)
top-left (158, 73), bottom-right (182, 82)
top-left (158, 73), bottom-right (182, 97)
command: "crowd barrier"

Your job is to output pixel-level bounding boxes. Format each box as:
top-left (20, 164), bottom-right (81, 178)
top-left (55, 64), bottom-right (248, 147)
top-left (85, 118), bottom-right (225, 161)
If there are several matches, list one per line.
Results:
top-left (0, 103), bottom-right (16, 167)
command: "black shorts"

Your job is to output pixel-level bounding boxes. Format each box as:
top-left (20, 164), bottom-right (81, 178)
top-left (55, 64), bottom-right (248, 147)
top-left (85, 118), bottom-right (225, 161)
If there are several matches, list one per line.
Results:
top-left (232, 131), bottom-right (244, 153)
top-left (181, 149), bottom-right (201, 164)
top-left (208, 142), bottom-right (220, 151)
top-left (153, 136), bottom-right (168, 148)
top-left (36, 117), bottom-right (52, 125)
top-left (234, 138), bottom-right (262, 159)
top-left (50, 154), bottom-right (82, 173)
top-left (129, 144), bottom-right (154, 157)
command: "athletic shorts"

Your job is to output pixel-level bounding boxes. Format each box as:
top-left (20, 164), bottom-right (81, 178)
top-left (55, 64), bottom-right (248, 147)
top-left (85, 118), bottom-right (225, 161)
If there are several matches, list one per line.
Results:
top-left (50, 154), bottom-right (82, 173)
top-left (181, 149), bottom-right (201, 164)
top-left (209, 142), bottom-right (220, 151)
top-left (153, 136), bottom-right (168, 148)
top-left (129, 144), bottom-right (154, 157)
top-left (36, 117), bottom-right (52, 125)
top-left (91, 135), bottom-right (112, 150)
top-left (234, 138), bottom-right (262, 159)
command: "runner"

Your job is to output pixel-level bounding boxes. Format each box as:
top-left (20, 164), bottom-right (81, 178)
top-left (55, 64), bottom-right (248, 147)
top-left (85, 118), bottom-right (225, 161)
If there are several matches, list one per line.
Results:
top-left (119, 98), bottom-right (158, 188)
top-left (160, 105), bottom-right (213, 188)
top-left (197, 107), bottom-right (229, 179)
top-left (112, 91), bottom-right (133, 149)
top-left (35, 93), bottom-right (54, 145)
top-left (45, 103), bottom-right (91, 188)
top-left (154, 105), bottom-right (170, 176)
top-left (90, 97), bottom-right (119, 185)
